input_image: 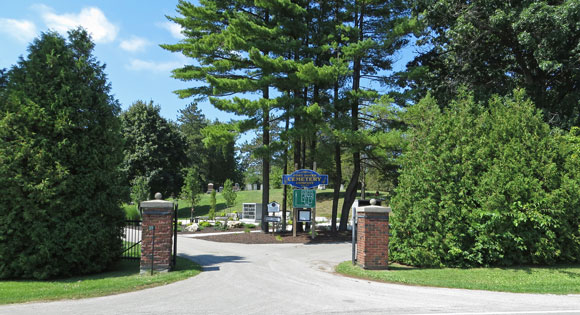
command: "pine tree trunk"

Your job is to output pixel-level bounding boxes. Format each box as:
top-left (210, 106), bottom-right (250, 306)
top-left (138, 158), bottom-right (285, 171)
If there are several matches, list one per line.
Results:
top-left (282, 110), bottom-right (289, 232)
top-left (339, 4), bottom-right (363, 232)
top-left (331, 141), bottom-right (341, 233)
top-left (261, 89), bottom-right (270, 233)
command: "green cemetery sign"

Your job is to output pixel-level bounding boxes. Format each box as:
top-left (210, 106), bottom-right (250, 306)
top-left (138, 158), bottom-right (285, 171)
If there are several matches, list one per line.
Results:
top-left (293, 189), bottom-right (316, 208)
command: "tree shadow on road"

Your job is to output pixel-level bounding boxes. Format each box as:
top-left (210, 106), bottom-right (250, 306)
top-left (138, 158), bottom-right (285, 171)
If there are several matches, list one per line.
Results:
top-left (178, 254), bottom-right (247, 271)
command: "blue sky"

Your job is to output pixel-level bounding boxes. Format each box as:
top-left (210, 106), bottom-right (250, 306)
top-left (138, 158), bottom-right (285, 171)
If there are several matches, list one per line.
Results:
top-left (0, 1), bottom-right (416, 133)
top-left (0, 0), bottom-right (239, 123)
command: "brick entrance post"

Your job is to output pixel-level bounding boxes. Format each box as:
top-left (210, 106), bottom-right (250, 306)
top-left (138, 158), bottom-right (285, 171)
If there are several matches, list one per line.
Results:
top-left (356, 201), bottom-right (392, 269)
top-left (140, 193), bottom-right (174, 274)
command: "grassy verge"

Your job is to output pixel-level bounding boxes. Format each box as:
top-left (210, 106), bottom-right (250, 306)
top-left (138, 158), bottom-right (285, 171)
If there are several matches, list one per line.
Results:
top-left (0, 257), bottom-right (202, 305)
top-left (336, 261), bottom-right (580, 294)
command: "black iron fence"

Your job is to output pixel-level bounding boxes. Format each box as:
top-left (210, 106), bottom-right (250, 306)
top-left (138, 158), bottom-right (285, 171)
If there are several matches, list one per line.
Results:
top-left (172, 202), bottom-right (178, 268)
top-left (122, 202), bottom-right (177, 267)
top-left (122, 219), bottom-right (142, 260)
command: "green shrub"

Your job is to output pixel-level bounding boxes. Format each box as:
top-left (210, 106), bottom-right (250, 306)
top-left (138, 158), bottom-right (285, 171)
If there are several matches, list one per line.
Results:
top-left (124, 205), bottom-right (141, 220)
top-left (209, 190), bottom-right (216, 220)
top-left (391, 90), bottom-right (580, 267)
top-left (199, 221), bottom-right (212, 228)
top-left (222, 178), bottom-right (237, 209)
top-left (0, 30), bottom-right (125, 279)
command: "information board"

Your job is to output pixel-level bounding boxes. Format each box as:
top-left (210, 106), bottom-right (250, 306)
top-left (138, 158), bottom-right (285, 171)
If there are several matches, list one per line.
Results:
top-left (293, 189), bottom-right (316, 208)
top-left (297, 209), bottom-right (312, 222)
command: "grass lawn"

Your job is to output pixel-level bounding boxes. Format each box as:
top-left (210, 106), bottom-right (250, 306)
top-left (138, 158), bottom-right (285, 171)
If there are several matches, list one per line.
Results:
top-left (0, 257), bottom-right (202, 305)
top-left (169, 188), bottom-right (387, 220)
top-left (124, 188), bottom-right (389, 220)
top-left (336, 261), bottom-right (580, 294)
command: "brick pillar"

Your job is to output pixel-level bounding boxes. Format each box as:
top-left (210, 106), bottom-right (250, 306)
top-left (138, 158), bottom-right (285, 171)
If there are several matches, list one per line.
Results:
top-left (140, 193), bottom-right (174, 274)
top-left (356, 204), bottom-right (392, 270)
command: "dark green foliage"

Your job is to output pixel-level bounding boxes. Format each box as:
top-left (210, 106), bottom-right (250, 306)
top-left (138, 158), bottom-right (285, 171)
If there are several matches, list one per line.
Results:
top-left (120, 100), bottom-right (187, 198)
top-left (181, 167), bottom-right (202, 210)
top-left (222, 178), bottom-right (237, 209)
top-left (203, 123), bottom-right (243, 188)
top-left (177, 103), bottom-right (242, 189)
top-left (402, 0), bottom-right (580, 127)
top-left (0, 29), bottom-right (125, 279)
top-left (209, 190), bottom-right (216, 220)
top-left (130, 176), bottom-right (149, 213)
top-left (391, 90), bottom-right (580, 267)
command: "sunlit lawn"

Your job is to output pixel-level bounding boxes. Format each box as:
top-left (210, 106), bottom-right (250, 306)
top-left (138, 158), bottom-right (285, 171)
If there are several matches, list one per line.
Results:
top-left (336, 261), bottom-right (580, 294)
top-left (0, 257), bottom-right (201, 305)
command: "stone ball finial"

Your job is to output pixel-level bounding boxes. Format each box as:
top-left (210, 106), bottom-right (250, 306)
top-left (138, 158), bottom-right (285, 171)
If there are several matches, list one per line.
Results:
top-left (370, 198), bottom-right (377, 205)
top-left (154, 192), bottom-right (162, 200)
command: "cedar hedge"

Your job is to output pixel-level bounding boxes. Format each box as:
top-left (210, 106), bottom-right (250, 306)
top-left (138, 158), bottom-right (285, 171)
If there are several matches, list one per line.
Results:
top-left (391, 90), bottom-right (580, 267)
top-left (0, 29), bottom-right (125, 279)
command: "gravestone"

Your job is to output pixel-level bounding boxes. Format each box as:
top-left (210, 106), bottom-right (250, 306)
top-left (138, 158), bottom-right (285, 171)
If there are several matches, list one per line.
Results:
top-left (234, 183), bottom-right (240, 192)
top-left (246, 183), bottom-right (252, 191)
top-left (207, 183), bottom-right (214, 193)
top-left (340, 184), bottom-right (344, 191)
top-left (218, 186), bottom-right (223, 193)
top-left (253, 184), bottom-right (257, 191)
top-left (259, 184), bottom-right (262, 190)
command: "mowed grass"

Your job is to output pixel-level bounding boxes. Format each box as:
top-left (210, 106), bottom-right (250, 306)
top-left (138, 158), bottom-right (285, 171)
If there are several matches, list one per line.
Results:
top-left (173, 188), bottom-right (385, 220)
top-left (0, 257), bottom-right (202, 305)
top-left (336, 261), bottom-right (580, 294)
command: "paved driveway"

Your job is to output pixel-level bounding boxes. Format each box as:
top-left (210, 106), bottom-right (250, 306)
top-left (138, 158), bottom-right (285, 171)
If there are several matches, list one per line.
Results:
top-left (2, 235), bottom-right (580, 315)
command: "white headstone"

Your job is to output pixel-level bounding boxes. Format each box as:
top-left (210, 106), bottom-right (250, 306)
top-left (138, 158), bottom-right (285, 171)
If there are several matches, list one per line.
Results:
top-left (253, 184), bottom-right (257, 191)
top-left (340, 184), bottom-right (344, 191)
top-left (246, 184), bottom-right (252, 191)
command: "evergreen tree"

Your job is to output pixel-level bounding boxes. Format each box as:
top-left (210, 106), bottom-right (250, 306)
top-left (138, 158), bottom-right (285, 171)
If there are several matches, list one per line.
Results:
top-left (163, 0), bottom-right (308, 232)
top-left (0, 29), bottom-right (125, 279)
top-left (391, 90), bottom-right (580, 267)
top-left (178, 102), bottom-right (208, 170)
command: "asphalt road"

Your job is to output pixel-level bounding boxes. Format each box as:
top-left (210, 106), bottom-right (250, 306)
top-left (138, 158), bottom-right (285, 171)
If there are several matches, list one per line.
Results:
top-left (2, 235), bottom-right (580, 315)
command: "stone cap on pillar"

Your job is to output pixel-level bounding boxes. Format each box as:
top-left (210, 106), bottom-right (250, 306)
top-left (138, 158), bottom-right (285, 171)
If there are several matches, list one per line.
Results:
top-left (357, 205), bottom-right (392, 213)
top-left (140, 193), bottom-right (174, 210)
top-left (356, 198), bottom-right (392, 213)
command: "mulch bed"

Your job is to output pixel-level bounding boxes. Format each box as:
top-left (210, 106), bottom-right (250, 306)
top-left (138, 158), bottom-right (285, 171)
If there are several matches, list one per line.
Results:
top-left (179, 226), bottom-right (260, 234)
top-left (189, 230), bottom-right (353, 244)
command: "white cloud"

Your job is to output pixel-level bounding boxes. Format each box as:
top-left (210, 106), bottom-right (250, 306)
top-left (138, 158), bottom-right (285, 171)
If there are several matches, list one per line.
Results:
top-left (36, 5), bottom-right (118, 43)
top-left (159, 21), bottom-right (184, 39)
top-left (127, 58), bottom-right (183, 73)
top-left (0, 18), bottom-right (37, 42)
top-left (120, 36), bottom-right (149, 52)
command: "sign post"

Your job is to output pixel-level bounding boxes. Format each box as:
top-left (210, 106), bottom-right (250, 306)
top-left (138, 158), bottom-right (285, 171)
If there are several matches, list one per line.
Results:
top-left (283, 169), bottom-right (328, 238)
